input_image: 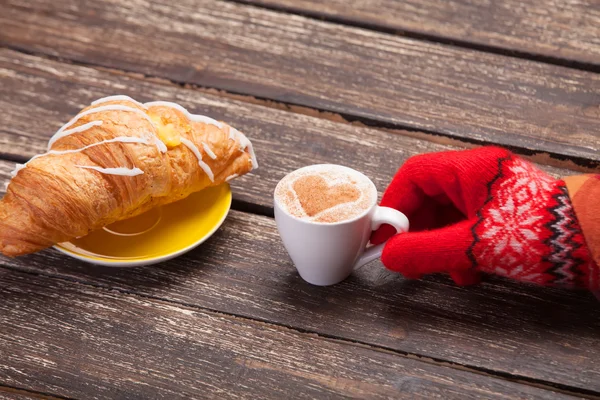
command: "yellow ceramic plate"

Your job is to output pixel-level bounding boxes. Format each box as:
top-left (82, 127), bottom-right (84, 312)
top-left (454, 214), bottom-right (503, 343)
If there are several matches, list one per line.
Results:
top-left (54, 184), bottom-right (232, 267)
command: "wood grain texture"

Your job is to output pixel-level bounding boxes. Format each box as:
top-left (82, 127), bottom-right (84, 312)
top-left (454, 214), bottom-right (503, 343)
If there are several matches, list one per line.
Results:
top-left (0, 158), bottom-right (598, 394)
top-left (1, 0), bottom-right (599, 163)
top-left (0, 49), bottom-right (576, 212)
top-left (0, 391), bottom-right (41, 400)
top-left (0, 268), bottom-right (578, 400)
top-left (0, 389), bottom-right (61, 400)
top-left (245, 0), bottom-right (600, 67)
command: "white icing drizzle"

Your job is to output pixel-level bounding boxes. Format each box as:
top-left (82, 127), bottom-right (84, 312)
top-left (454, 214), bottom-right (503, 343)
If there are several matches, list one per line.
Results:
top-left (11, 163), bottom-right (26, 177)
top-left (52, 105), bottom-right (156, 143)
top-left (149, 134), bottom-right (168, 153)
top-left (144, 101), bottom-right (223, 128)
top-left (48, 120), bottom-right (104, 150)
top-left (75, 165), bottom-right (144, 177)
top-left (202, 142), bottom-right (217, 159)
top-left (89, 96), bottom-right (167, 154)
top-left (144, 100), bottom-right (257, 170)
top-left (180, 137), bottom-right (214, 182)
top-left (5, 96), bottom-right (258, 189)
top-left (91, 95), bottom-right (148, 109)
top-left (48, 104), bottom-right (166, 154)
top-left (229, 127), bottom-right (258, 170)
top-left (13, 137), bottom-right (149, 177)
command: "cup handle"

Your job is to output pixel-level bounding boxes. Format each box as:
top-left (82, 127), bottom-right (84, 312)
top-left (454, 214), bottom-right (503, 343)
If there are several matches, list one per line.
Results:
top-left (354, 206), bottom-right (409, 269)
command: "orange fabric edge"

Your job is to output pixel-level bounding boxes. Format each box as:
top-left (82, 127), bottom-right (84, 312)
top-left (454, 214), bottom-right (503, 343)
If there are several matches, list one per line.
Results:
top-left (564, 175), bottom-right (594, 197)
top-left (564, 175), bottom-right (600, 267)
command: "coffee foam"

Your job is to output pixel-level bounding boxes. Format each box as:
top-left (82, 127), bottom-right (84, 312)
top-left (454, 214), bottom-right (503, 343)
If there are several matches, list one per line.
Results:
top-left (275, 165), bottom-right (375, 223)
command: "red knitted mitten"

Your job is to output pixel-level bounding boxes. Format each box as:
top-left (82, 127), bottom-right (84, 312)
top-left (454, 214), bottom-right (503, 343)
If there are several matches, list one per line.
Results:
top-left (371, 147), bottom-right (599, 290)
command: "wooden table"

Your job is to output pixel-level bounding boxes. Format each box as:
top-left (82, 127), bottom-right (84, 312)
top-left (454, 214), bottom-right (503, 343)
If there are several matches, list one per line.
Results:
top-left (0, 0), bottom-right (599, 398)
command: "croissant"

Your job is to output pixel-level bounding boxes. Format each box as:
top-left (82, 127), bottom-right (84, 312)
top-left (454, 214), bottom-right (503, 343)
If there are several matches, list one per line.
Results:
top-left (0, 95), bottom-right (257, 257)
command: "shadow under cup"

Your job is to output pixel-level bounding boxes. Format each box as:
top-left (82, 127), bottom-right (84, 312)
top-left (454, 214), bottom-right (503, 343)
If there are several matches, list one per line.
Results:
top-left (274, 164), bottom-right (408, 286)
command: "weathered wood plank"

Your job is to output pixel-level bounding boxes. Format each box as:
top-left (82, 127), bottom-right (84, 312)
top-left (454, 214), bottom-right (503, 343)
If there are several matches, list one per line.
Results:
top-left (245, 0), bottom-right (600, 67)
top-left (0, 391), bottom-right (40, 400)
top-left (1, 0), bottom-right (599, 163)
top-left (0, 268), bottom-right (577, 400)
top-left (0, 156), bottom-right (598, 394)
top-left (0, 49), bottom-right (577, 213)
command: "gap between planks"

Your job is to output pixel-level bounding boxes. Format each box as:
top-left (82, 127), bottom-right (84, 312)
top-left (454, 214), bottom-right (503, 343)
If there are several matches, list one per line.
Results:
top-left (226, 0), bottom-right (600, 74)
top-left (1, 44), bottom-right (598, 173)
top-left (0, 384), bottom-right (73, 400)
top-left (0, 261), bottom-right (599, 400)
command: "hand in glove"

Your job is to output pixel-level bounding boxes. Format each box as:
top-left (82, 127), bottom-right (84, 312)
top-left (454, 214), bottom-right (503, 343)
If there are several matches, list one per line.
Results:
top-left (371, 147), bottom-right (599, 290)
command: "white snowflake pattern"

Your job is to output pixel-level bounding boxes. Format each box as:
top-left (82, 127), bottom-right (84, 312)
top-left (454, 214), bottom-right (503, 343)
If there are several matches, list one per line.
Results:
top-left (476, 159), bottom-right (555, 283)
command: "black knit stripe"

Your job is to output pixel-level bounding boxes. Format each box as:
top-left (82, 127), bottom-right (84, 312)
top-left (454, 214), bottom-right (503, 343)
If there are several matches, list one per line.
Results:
top-left (466, 155), bottom-right (513, 269)
top-left (543, 185), bottom-right (584, 286)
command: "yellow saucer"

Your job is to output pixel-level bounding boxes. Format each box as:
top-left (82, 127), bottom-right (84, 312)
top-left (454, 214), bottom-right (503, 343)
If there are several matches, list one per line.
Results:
top-left (54, 184), bottom-right (232, 267)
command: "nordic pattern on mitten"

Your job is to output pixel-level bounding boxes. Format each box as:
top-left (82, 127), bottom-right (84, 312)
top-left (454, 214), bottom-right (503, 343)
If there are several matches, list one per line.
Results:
top-left (469, 156), bottom-right (599, 289)
top-left (374, 147), bottom-right (600, 290)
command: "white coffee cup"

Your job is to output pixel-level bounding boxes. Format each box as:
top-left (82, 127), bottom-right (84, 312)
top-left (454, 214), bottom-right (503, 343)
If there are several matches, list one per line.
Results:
top-left (274, 164), bottom-right (409, 286)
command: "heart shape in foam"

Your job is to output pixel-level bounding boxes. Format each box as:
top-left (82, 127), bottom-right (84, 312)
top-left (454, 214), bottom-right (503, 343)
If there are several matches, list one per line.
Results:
top-left (292, 175), bottom-right (360, 217)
